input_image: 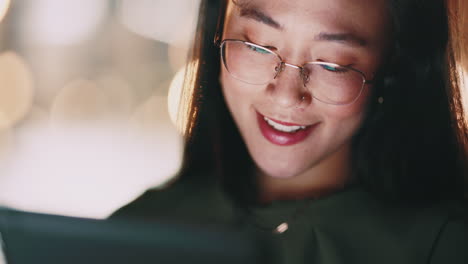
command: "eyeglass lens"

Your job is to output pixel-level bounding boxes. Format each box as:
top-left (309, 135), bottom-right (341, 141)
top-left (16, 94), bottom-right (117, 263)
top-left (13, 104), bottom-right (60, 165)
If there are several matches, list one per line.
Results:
top-left (221, 40), bottom-right (366, 105)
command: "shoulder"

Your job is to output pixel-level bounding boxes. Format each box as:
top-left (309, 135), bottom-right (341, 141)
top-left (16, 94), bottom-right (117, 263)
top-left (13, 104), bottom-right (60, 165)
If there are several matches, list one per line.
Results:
top-left (109, 177), bottom-right (237, 224)
top-left (109, 182), bottom-right (185, 220)
top-left (305, 188), bottom-right (468, 263)
top-left (429, 203), bottom-right (468, 263)
top-left (378, 198), bottom-right (468, 263)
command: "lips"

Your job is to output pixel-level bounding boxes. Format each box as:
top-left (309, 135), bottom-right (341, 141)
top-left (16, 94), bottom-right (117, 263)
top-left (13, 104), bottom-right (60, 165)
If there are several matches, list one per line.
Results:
top-left (257, 112), bottom-right (316, 146)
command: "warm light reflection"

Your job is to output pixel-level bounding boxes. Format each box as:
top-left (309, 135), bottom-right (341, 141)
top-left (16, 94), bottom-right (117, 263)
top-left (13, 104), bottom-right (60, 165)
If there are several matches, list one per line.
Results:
top-left (0, 0), bottom-right (191, 219)
top-left (96, 74), bottom-right (137, 118)
top-left (168, 66), bottom-right (186, 130)
top-left (168, 42), bottom-right (191, 72)
top-left (0, 0), bottom-right (10, 23)
top-left (19, 0), bottom-right (108, 45)
top-left (462, 69), bottom-right (468, 115)
top-left (168, 60), bottom-right (199, 134)
top-left (0, 52), bottom-right (34, 126)
top-left (50, 79), bottom-right (113, 126)
top-left (0, 111), bottom-right (14, 160)
top-left (118, 0), bottom-right (200, 44)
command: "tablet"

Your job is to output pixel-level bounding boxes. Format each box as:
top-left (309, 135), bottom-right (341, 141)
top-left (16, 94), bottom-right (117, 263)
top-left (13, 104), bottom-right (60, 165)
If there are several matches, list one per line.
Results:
top-left (0, 208), bottom-right (275, 264)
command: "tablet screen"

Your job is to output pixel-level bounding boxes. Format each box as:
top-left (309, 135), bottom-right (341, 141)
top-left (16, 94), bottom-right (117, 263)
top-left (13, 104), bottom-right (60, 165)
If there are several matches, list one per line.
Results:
top-left (0, 208), bottom-right (275, 264)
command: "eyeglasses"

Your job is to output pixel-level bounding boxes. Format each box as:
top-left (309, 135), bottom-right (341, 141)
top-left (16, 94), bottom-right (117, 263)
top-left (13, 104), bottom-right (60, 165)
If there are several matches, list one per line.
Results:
top-left (218, 39), bottom-right (374, 105)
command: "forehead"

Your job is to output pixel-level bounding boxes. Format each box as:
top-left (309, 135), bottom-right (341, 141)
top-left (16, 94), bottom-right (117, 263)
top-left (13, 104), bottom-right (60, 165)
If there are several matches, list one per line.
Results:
top-left (228, 0), bottom-right (390, 47)
top-left (231, 0), bottom-right (389, 22)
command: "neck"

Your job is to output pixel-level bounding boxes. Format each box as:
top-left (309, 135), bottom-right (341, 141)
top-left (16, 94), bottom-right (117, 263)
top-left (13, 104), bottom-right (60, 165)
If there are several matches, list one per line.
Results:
top-left (256, 144), bottom-right (353, 203)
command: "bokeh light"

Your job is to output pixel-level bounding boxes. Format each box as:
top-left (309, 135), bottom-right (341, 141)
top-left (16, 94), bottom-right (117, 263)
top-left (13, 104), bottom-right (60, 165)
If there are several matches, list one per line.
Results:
top-left (130, 95), bottom-right (183, 187)
top-left (168, 41), bottom-right (191, 72)
top-left (118, 0), bottom-right (200, 44)
top-left (18, 0), bottom-right (108, 46)
top-left (0, 111), bottom-right (14, 160)
top-left (0, 122), bottom-right (181, 219)
top-left (50, 79), bottom-right (114, 126)
top-left (0, 0), bottom-right (10, 23)
top-left (0, 52), bottom-right (34, 127)
top-left (168, 60), bottom-right (199, 134)
top-left (96, 74), bottom-right (137, 118)
top-left (168, 66), bottom-right (186, 130)
top-left (0, 0), bottom-right (192, 218)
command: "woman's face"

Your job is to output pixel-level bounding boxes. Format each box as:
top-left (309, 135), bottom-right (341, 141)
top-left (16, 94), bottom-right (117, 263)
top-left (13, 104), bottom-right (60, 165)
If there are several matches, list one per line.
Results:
top-left (220, 0), bottom-right (390, 179)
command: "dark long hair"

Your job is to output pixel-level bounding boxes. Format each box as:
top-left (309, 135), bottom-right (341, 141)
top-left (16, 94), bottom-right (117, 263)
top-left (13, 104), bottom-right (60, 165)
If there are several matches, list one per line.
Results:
top-left (176, 0), bottom-right (468, 205)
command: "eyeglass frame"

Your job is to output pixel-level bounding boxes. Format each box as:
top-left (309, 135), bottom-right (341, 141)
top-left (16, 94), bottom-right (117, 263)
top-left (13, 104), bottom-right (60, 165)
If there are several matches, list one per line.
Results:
top-left (216, 38), bottom-right (375, 106)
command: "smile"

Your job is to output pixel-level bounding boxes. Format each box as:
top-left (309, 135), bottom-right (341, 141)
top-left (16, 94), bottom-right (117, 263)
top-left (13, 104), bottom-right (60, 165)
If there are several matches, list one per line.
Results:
top-left (257, 112), bottom-right (317, 146)
top-left (263, 116), bottom-right (307, 133)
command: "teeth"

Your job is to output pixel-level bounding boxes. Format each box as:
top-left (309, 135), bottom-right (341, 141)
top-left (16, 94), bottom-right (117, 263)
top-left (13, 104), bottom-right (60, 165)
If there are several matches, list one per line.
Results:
top-left (264, 117), bottom-right (306, 133)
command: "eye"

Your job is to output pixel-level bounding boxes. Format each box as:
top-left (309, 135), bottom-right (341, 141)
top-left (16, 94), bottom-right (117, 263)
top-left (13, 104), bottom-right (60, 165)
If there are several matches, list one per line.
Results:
top-left (245, 43), bottom-right (271, 54)
top-left (320, 64), bottom-right (348, 73)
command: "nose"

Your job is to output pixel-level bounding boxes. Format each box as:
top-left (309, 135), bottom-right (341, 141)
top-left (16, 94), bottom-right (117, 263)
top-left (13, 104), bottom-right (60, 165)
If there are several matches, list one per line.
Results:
top-left (267, 62), bottom-right (311, 108)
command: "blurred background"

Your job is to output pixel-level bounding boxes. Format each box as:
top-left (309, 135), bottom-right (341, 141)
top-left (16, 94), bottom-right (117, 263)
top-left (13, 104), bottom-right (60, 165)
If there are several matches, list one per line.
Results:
top-left (0, 0), bottom-right (200, 218)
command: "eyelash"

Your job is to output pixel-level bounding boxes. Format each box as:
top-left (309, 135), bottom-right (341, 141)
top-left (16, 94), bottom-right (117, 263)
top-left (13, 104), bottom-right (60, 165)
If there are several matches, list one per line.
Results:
top-left (243, 34), bottom-right (356, 66)
top-left (243, 34), bottom-right (277, 50)
top-left (316, 58), bottom-right (354, 68)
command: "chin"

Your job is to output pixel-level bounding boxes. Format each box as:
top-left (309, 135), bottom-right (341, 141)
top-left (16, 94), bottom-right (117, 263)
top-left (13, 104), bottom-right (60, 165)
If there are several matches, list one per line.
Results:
top-left (257, 162), bottom-right (305, 179)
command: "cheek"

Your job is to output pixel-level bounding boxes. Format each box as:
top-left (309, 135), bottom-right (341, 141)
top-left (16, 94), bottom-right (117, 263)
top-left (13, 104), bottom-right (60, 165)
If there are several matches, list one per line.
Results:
top-left (220, 69), bottom-right (252, 121)
top-left (334, 84), bottom-right (371, 116)
top-left (220, 68), bottom-right (232, 92)
top-left (220, 68), bottom-right (258, 106)
top-left (220, 69), bottom-right (239, 105)
top-left (321, 86), bottom-right (372, 131)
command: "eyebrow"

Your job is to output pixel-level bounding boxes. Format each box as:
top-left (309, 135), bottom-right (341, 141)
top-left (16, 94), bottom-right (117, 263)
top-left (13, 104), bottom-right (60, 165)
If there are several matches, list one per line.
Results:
top-left (314, 32), bottom-right (368, 47)
top-left (237, 6), bottom-right (282, 30)
top-left (233, 1), bottom-right (367, 47)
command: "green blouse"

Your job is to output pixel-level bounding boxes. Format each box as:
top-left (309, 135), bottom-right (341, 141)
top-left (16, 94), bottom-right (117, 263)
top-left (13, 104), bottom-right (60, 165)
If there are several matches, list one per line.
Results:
top-left (111, 178), bottom-right (468, 264)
